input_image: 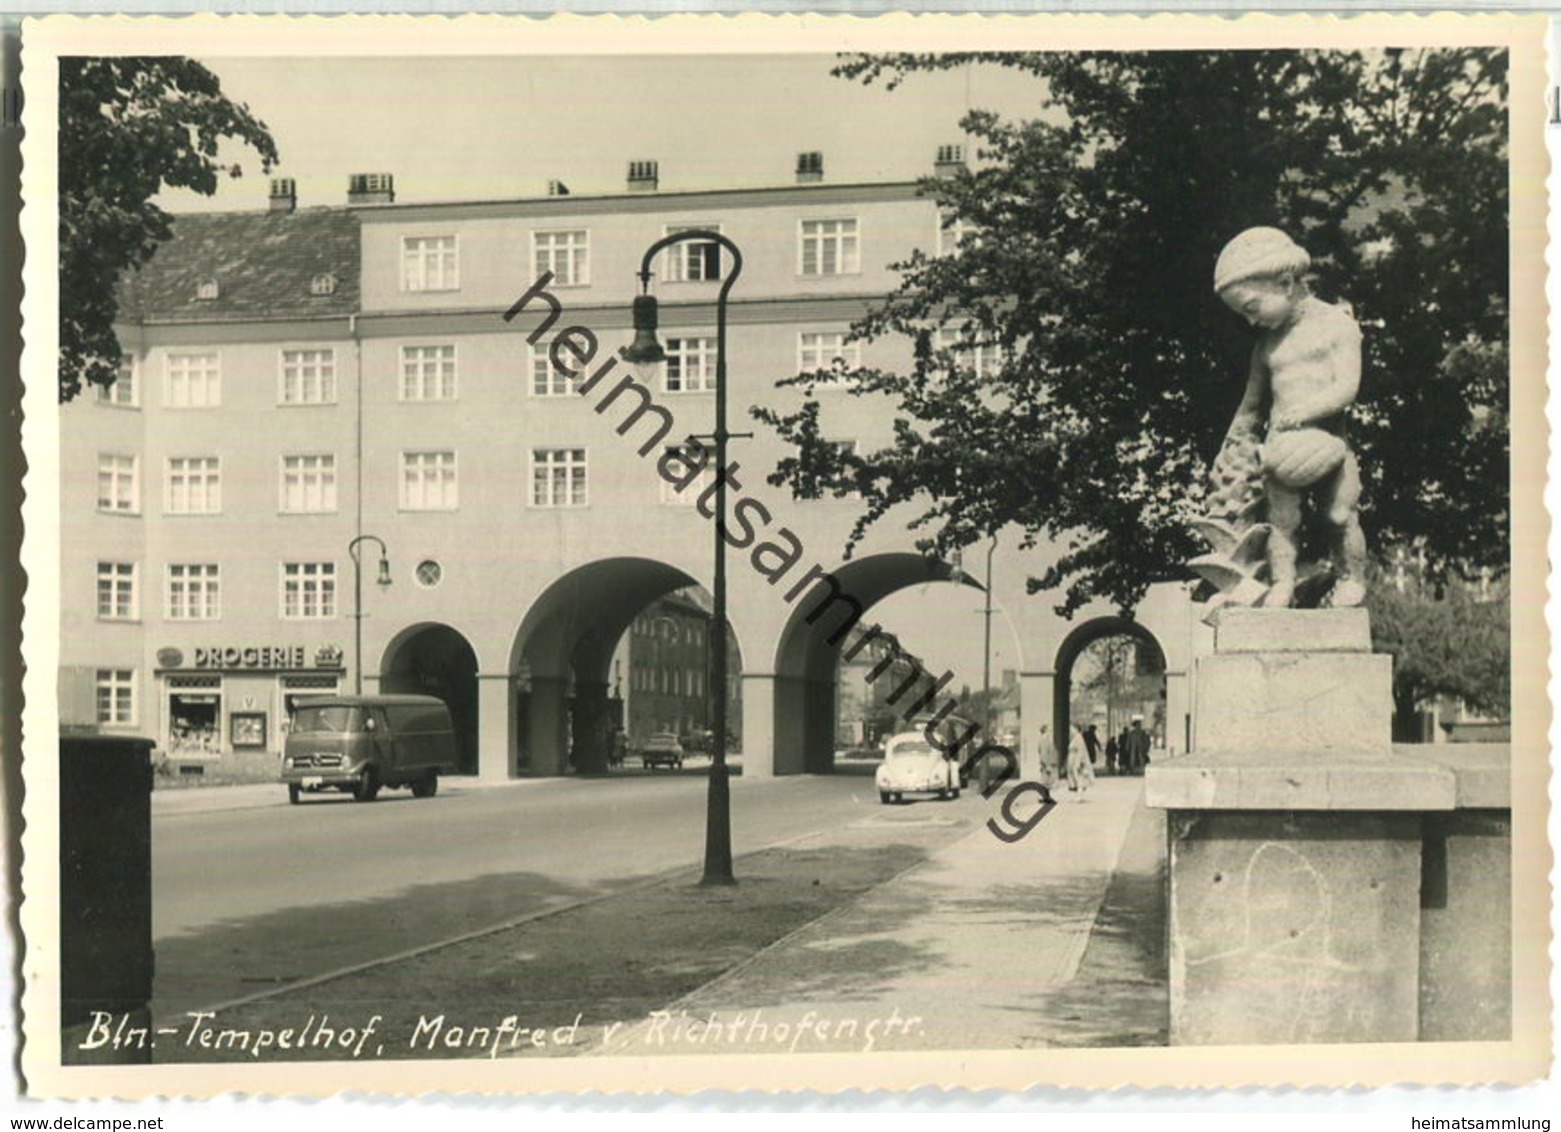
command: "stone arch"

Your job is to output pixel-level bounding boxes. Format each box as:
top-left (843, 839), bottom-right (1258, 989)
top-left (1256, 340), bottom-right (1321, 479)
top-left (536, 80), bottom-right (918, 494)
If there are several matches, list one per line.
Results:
top-left (379, 622), bottom-right (481, 774)
top-left (508, 557), bottom-right (745, 775)
top-left (1053, 616), bottom-right (1168, 764)
top-left (770, 551), bottom-right (977, 775)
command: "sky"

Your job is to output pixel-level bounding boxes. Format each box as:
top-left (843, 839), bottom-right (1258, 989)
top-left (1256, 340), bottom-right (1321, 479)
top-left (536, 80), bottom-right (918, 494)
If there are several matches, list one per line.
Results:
top-left (163, 54), bottom-right (1049, 213)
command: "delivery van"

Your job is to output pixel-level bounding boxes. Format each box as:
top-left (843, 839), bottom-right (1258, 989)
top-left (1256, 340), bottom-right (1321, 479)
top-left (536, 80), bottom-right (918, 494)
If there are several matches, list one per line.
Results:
top-left (281, 694), bottom-right (457, 804)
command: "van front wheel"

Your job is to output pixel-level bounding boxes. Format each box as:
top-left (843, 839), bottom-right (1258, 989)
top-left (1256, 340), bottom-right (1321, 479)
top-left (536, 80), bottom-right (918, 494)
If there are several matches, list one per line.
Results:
top-left (412, 773), bottom-right (438, 799)
top-left (353, 767), bottom-right (380, 802)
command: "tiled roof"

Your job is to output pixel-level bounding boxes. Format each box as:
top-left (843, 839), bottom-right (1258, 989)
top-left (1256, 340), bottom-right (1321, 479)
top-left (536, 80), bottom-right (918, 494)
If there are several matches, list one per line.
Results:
top-left (117, 207), bottom-right (359, 323)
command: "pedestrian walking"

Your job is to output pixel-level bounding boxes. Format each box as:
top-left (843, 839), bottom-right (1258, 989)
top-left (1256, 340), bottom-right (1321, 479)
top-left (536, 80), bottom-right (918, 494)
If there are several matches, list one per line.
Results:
top-left (1037, 723), bottom-right (1061, 789)
top-left (1066, 725), bottom-right (1095, 796)
top-left (1125, 715), bottom-right (1151, 776)
top-left (1104, 733), bottom-right (1118, 776)
top-left (1082, 724), bottom-right (1101, 766)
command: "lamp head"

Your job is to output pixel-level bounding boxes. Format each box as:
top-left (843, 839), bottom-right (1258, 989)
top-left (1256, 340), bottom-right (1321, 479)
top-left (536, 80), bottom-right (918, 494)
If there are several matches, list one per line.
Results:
top-left (375, 554), bottom-right (392, 589)
top-left (622, 293), bottom-right (666, 383)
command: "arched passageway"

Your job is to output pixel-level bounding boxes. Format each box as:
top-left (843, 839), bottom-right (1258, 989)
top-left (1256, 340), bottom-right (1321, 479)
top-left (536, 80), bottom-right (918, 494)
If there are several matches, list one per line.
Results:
top-left (771, 552), bottom-right (974, 775)
top-left (1054, 617), bottom-right (1167, 770)
top-left (509, 557), bottom-right (746, 776)
top-left (380, 623), bottom-right (481, 774)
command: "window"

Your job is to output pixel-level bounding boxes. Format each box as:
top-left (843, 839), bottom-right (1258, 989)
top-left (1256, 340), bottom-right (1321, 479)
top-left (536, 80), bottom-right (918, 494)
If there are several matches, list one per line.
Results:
top-left (936, 327), bottom-right (1007, 378)
top-left (401, 235), bottom-right (459, 292)
top-left (167, 563), bottom-right (220, 620)
top-left (165, 457), bottom-right (221, 514)
top-left (798, 332), bottom-right (861, 382)
top-left (281, 349), bottom-right (337, 405)
top-left (661, 443), bottom-right (715, 505)
top-left (95, 357), bottom-right (137, 407)
top-left (310, 273), bottom-right (338, 296)
top-left (415, 560), bottom-right (443, 588)
top-left (534, 230), bottom-right (589, 287)
top-left (661, 225), bottom-right (723, 282)
top-left (164, 353), bottom-right (221, 408)
top-left (96, 562), bottom-right (136, 620)
top-left (663, 336), bottom-right (717, 393)
top-left (401, 345), bottom-right (457, 401)
top-left (195, 279), bottom-right (219, 301)
top-left (280, 454), bottom-right (337, 513)
top-left (401, 450), bottom-right (458, 511)
top-left (531, 343), bottom-right (572, 397)
top-left (95, 669), bottom-right (135, 726)
top-left (938, 214), bottom-right (981, 257)
top-left (96, 454), bottom-right (139, 514)
top-left (531, 448), bottom-right (587, 507)
top-left (823, 439), bottom-right (860, 499)
top-left (799, 218), bottom-right (859, 276)
top-left (281, 562), bottom-right (336, 619)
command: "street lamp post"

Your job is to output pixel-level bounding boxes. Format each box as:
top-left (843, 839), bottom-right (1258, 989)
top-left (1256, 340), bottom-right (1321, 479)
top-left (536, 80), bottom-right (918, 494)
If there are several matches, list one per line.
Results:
top-left (623, 229), bottom-right (743, 887)
top-left (347, 535), bottom-right (392, 696)
top-left (980, 534), bottom-right (998, 742)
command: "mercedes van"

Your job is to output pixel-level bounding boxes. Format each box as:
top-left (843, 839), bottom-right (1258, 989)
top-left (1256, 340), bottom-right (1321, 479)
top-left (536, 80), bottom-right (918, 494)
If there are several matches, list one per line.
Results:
top-left (281, 694), bottom-right (457, 804)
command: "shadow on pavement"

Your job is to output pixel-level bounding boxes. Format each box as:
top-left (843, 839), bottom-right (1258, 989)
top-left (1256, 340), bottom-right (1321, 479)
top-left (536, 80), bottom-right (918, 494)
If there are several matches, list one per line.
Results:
top-left (1020, 802), bottom-right (1169, 1046)
top-left (148, 836), bottom-right (959, 1063)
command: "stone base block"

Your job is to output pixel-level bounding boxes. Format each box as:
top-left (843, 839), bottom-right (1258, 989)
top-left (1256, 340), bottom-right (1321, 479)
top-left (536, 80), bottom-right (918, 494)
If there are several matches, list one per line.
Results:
top-left (1212, 606), bottom-right (1373, 653)
top-left (1419, 809), bottom-right (1512, 1041)
top-left (1195, 651), bottom-right (1392, 755)
top-left (1146, 749), bottom-right (1456, 811)
top-left (1167, 810), bottom-right (1423, 1045)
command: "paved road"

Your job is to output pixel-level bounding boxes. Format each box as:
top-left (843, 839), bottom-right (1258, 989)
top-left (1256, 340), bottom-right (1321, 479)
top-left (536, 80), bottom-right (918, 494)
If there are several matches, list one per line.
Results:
top-left (150, 765), bottom-right (916, 1016)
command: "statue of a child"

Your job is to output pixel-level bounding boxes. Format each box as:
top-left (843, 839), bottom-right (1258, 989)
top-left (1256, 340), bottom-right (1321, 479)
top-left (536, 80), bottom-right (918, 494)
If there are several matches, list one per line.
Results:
top-left (1204, 227), bottom-right (1368, 609)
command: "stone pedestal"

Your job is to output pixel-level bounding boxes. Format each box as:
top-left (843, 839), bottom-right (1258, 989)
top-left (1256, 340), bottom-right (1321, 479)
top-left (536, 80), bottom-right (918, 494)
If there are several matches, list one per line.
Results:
top-left (1146, 607), bottom-right (1509, 1046)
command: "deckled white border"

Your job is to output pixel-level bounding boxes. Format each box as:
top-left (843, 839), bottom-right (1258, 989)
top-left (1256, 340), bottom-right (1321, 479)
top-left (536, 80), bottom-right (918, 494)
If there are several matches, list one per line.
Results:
top-left (15, 10), bottom-right (1553, 1101)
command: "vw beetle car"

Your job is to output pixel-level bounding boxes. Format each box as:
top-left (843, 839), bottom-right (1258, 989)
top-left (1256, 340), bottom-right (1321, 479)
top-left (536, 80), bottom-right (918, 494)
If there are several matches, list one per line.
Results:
top-left (875, 732), bottom-right (960, 803)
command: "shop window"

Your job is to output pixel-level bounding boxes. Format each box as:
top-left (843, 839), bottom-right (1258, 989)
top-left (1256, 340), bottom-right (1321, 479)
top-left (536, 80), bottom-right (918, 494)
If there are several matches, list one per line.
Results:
top-left (166, 675), bottom-right (221, 756)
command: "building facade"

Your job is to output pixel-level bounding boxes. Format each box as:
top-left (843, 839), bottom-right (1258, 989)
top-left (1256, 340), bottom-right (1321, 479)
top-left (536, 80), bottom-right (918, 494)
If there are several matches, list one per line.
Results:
top-left (59, 155), bottom-right (1205, 779)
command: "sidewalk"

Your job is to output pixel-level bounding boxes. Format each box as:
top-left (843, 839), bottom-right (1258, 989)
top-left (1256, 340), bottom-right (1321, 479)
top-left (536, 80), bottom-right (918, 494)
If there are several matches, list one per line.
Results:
top-left (595, 774), bottom-right (1167, 1056)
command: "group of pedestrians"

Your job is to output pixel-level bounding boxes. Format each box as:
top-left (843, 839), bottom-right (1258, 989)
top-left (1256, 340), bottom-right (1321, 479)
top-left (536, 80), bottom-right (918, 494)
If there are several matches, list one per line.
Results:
top-left (1104, 719), bottom-right (1153, 777)
top-left (1054, 717), bottom-right (1153, 799)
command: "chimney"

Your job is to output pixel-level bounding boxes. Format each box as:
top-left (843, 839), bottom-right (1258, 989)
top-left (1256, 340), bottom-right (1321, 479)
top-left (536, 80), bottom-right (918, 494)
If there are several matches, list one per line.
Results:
top-left (268, 177), bottom-right (297, 213)
top-left (934, 144), bottom-right (967, 177)
top-left (547, 179), bottom-right (571, 197)
top-left (796, 151), bottom-right (824, 184)
top-left (347, 173), bottom-right (395, 205)
top-left (627, 160), bottom-right (659, 193)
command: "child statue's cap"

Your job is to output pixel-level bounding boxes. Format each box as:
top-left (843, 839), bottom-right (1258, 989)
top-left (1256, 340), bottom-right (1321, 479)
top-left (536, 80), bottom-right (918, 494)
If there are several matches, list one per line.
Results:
top-left (1213, 227), bottom-right (1310, 293)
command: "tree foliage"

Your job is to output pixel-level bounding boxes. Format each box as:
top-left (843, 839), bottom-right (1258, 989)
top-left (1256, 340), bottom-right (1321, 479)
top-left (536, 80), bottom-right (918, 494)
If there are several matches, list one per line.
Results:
top-left (754, 50), bottom-right (1509, 615)
top-left (1366, 564), bottom-right (1509, 723)
top-left (59, 57), bottom-right (278, 401)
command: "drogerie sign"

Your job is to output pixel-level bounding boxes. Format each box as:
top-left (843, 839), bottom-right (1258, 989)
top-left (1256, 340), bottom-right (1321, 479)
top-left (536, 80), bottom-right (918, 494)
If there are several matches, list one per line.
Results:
top-left (192, 646), bottom-right (308, 670)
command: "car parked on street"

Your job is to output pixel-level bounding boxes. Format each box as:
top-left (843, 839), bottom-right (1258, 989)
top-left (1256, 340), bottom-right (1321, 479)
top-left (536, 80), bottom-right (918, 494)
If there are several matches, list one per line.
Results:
top-left (875, 731), bottom-right (960, 803)
top-left (640, 732), bottom-right (685, 770)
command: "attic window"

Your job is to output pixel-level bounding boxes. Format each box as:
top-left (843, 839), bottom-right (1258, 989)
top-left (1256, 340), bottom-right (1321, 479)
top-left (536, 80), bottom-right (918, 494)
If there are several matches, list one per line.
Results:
top-left (310, 273), bottom-right (338, 296)
top-left (195, 279), bottom-right (219, 301)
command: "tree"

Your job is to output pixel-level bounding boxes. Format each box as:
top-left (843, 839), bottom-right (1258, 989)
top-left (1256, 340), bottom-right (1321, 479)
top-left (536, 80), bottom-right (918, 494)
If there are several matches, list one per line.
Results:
top-left (59, 57), bottom-right (278, 401)
top-left (754, 50), bottom-right (1509, 615)
top-left (1366, 562), bottom-right (1509, 739)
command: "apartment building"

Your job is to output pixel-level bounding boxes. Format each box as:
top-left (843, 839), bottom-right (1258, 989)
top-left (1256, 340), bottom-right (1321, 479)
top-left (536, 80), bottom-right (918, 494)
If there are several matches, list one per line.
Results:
top-left (58, 151), bottom-right (1199, 779)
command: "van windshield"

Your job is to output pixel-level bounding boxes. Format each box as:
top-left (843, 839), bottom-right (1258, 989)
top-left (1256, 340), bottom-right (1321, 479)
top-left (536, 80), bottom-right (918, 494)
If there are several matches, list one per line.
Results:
top-left (292, 705), bottom-right (361, 734)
